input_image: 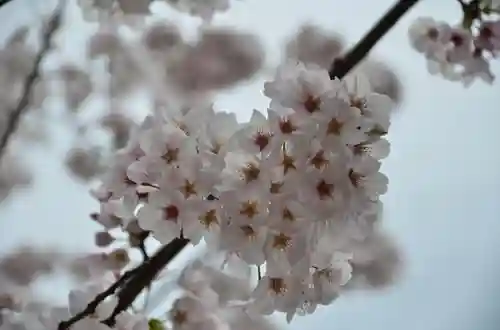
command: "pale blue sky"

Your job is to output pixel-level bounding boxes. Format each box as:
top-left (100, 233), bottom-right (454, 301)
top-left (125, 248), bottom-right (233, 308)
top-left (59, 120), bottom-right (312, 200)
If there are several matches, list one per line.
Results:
top-left (1, 1), bottom-right (500, 330)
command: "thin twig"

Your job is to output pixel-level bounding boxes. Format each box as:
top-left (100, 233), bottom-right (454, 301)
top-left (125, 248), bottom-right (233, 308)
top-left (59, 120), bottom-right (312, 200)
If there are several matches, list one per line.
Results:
top-left (57, 267), bottom-right (137, 330)
top-left (0, 0), bottom-right (64, 160)
top-left (102, 237), bottom-right (189, 326)
top-left (329, 0), bottom-right (421, 79)
top-left (138, 240), bottom-right (149, 261)
top-left (58, 238), bottom-right (189, 329)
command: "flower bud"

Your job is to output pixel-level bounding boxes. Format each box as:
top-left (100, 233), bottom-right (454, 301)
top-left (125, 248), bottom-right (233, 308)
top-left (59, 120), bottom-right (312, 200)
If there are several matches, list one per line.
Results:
top-left (105, 248), bottom-right (130, 270)
top-left (100, 113), bottom-right (133, 150)
top-left (94, 231), bottom-right (115, 247)
top-left (142, 23), bottom-right (183, 53)
top-left (65, 147), bottom-right (103, 181)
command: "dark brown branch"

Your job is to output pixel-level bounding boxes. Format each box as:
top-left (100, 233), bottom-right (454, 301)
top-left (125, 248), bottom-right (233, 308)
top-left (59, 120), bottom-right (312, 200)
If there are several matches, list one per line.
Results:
top-left (57, 267), bottom-right (137, 330)
top-left (102, 237), bottom-right (189, 326)
top-left (0, 0), bottom-right (64, 160)
top-left (329, 0), bottom-right (420, 79)
top-left (58, 238), bottom-right (189, 329)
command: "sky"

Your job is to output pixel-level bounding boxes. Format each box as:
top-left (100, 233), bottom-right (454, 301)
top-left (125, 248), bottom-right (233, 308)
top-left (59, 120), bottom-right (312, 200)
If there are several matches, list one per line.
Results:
top-left (1, 0), bottom-right (500, 330)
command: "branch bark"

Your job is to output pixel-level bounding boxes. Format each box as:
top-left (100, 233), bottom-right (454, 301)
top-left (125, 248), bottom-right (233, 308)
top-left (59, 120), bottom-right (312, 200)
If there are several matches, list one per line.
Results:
top-left (57, 267), bottom-right (138, 330)
top-left (58, 238), bottom-right (189, 329)
top-left (329, 0), bottom-right (420, 79)
top-left (0, 0), bottom-right (64, 160)
top-left (102, 237), bottom-right (189, 326)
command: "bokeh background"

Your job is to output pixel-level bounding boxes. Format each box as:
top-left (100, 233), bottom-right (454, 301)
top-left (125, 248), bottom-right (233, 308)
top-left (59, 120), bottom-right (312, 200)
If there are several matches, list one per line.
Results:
top-left (1, 1), bottom-right (499, 330)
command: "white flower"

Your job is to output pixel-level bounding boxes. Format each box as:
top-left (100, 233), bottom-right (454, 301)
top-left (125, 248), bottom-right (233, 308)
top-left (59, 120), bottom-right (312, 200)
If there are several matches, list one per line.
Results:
top-left (198, 111), bottom-right (241, 172)
top-left (137, 187), bottom-right (193, 244)
top-left (139, 122), bottom-right (196, 168)
top-left (219, 152), bottom-right (272, 194)
top-left (461, 50), bottom-right (495, 86)
top-left (316, 95), bottom-right (369, 149)
top-left (181, 199), bottom-right (222, 245)
top-left (163, 158), bottom-right (217, 200)
top-left (311, 251), bottom-right (353, 305)
top-left (264, 61), bottom-right (335, 122)
top-left (267, 197), bottom-right (311, 234)
top-left (475, 20), bottom-right (500, 52)
top-left (439, 26), bottom-right (473, 64)
top-left (263, 229), bottom-right (309, 273)
top-left (347, 156), bottom-right (388, 200)
top-left (231, 110), bottom-right (274, 156)
top-left (219, 223), bottom-right (267, 266)
top-left (219, 187), bottom-right (270, 228)
top-left (250, 267), bottom-right (297, 315)
top-left (101, 150), bottom-right (142, 199)
top-left (351, 138), bottom-right (390, 160)
top-left (267, 107), bottom-right (309, 146)
top-left (169, 296), bottom-right (211, 329)
top-left (408, 17), bottom-right (447, 57)
top-left (298, 166), bottom-right (346, 219)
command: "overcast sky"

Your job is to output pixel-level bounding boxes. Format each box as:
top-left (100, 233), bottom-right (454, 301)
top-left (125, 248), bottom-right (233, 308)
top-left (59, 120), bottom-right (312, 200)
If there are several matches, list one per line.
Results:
top-left (1, 0), bottom-right (500, 330)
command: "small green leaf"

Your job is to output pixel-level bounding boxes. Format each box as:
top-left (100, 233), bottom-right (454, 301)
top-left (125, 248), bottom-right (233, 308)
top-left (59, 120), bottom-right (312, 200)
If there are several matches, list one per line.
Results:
top-left (149, 318), bottom-right (165, 330)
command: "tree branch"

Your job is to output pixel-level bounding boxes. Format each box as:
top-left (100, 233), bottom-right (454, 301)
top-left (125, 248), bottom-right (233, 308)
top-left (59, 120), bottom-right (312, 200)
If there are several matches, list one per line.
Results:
top-left (58, 238), bottom-right (189, 329)
top-left (102, 237), bottom-right (189, 326)
top-left (329, 0), bottom-right (420, 79)
top-left (57, 267), bottom-right (138, 330)
top-left (0, 0), bottom-right (64, 160)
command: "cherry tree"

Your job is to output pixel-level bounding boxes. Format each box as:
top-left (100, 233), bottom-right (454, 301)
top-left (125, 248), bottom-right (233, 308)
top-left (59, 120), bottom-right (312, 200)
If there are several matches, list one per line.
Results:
top-left (0, 0), bottom-right (498, 329)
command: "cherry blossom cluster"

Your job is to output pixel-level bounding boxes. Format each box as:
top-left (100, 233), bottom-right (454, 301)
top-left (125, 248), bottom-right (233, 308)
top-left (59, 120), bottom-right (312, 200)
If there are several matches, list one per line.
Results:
top-left (92, 56), bottom-right (393, 323)
top-left (408, 0), bottom-right (500, 86)
top-left (0, 0), bottom-right (405, 328)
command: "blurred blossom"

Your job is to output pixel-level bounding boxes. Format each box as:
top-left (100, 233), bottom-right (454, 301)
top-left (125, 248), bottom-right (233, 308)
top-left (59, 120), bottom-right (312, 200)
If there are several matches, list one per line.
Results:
top-left (100, 113), bottom-right (133, 150)
top-left (58, 65), bottom-right (93, 112)
top-left (167, 29), bottom-right (264, 93)
top-left (142, 23), bottom-right (183, 53)
top-left (0, 154), bottom-right (32, 203)
top-left (285, 24), bottom-right (345, 69)
top-left (352, 60), bottom-right (403, 107)
top-left (64, 147), bottom-right (104, 181)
